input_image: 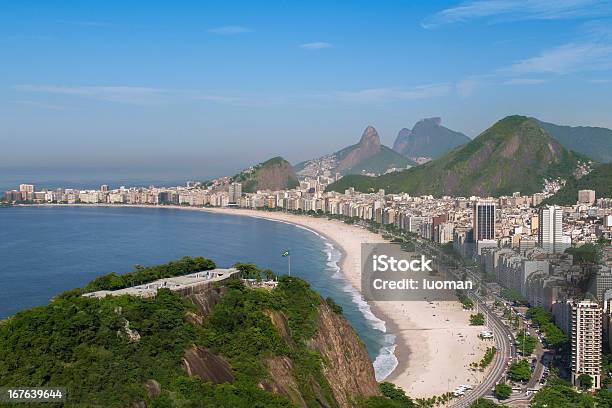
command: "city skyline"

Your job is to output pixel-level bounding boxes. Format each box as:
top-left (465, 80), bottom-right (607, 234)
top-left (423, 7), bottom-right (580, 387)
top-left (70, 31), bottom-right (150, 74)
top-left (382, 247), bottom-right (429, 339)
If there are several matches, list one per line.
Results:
top-left (2, 1), bottom-right (612, 176)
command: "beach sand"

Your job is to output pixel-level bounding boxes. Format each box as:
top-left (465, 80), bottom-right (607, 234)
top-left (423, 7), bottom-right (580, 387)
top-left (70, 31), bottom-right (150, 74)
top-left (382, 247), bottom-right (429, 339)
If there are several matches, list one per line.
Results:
top-left (197, 207), bottom-right (491, 399)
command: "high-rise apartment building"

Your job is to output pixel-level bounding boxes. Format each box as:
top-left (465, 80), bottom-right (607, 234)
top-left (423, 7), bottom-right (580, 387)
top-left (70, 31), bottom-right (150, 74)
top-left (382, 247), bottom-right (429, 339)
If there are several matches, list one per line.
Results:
top-left (578, 190), bottom-right (596, 205)
top-left (229, 182), bottom-right (242, 204)
top-left (19, 184), bottom-right (34, 193)
top-left (571, 300), bottom-right (602, 390)
top-left (473, 201), bottom-right (496, 241)
top-left (538, 206), bottom-right (567, 253)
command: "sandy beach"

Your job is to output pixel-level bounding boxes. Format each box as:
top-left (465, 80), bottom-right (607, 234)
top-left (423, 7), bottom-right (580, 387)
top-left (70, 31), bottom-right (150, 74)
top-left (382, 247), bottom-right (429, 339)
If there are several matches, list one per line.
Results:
top-left (192, 207), bottom-right (491, 399)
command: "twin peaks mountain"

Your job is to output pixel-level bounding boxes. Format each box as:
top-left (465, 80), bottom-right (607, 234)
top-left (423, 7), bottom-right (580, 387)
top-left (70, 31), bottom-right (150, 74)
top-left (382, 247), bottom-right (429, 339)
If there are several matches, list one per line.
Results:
top-left (296, 126), bottom-right (413, 177)
top-left (392, 117), bottom-right (471, 160)
top-left (328, 116), bottom-right (589, 197)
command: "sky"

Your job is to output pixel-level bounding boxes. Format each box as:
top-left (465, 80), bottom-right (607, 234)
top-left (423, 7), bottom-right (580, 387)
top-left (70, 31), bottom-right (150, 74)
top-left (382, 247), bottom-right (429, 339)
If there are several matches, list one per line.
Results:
top-left (2, 0), bottom-right (612, 181)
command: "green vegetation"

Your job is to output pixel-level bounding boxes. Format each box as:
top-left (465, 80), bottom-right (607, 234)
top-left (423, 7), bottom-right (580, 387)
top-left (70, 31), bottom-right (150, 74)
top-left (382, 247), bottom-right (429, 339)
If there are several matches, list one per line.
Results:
top-left (470, 313), bottom-right (485, 326)
top-left (507, 359), bottom-right (531, 382)
top-left (233, 156), bottom-right (299, 193)
top-left (234, 262), bottom-right (277, 280)
top-left (360, 382), bottom-right (415, 408)
top-left (325, 296), bottom-right (343, 314)
top-left (0, 257), bottom-right (375, 408)
top-left (536, 119), bottom-right (612, 163)
top-left (328, 116), bottom-right (587, 197)
top-left (542, 163), bottom-right (612, 206)
top-left (577, 374), bottom-right (594, 391)
top-left (566, 243), bottom-right (602, 264)
top-left (499, 288), bottom-right (526, 305)
top-left (346, 146), bottom-right (414, 175)
top-left (515, 331), bottom-right (537, 356)
top-left (494, 383), bottom-right (512, 400)
top-left (82, 256), bottom-right (216, 292)
top-left (530, 375), bottom-right (594, 407)
top-left (527, 307), bottom-right (568, 347)
top-left (471, 347), bottom-right (496, 370)
top-left (456, 290), bottom-right (474, 309)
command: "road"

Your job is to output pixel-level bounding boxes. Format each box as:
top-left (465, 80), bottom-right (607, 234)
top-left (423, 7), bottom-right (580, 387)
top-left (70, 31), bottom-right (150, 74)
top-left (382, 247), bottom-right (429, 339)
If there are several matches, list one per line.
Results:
top-left (449, 294), bottom-right (514, 408)
top-left (403, 235), bottom-right (515, 408)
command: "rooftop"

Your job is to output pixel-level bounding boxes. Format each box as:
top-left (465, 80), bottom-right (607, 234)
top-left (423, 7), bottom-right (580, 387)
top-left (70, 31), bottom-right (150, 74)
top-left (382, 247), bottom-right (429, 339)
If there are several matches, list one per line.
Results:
top-left (83, 268), bottom-right (239, 299)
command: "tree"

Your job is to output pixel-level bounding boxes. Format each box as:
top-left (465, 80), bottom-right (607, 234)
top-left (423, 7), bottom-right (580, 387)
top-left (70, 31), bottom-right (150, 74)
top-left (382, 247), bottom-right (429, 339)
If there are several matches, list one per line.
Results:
top-left (515, 331), bottom-right (537, 356)
top-left (508, 360), bottom-right (531, 382)
top-left (470, 313), bottom-right (485, 326)
top-left (494, 383), bottom-right (512, 400)
top-left (578, 374), bottom-right (594, 391)
top-left (378, 382), bottom-right (414, 408)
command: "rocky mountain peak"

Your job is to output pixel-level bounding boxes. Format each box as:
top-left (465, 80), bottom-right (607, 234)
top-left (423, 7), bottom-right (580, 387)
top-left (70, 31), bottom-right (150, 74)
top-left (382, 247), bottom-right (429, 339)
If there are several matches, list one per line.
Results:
top-left (359, 125), bottom-right (381, 147)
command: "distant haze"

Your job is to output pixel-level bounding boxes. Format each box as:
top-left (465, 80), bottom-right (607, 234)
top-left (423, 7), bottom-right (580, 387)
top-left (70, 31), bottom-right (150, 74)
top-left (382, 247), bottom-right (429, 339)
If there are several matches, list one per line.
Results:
top-left (1, 1), bottom-right (612, 179)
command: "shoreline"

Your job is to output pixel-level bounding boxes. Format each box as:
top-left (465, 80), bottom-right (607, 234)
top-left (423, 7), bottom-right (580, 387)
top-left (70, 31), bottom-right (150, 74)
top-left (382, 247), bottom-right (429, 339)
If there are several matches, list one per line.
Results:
top-left (17, 203), bottom-right (491, 399)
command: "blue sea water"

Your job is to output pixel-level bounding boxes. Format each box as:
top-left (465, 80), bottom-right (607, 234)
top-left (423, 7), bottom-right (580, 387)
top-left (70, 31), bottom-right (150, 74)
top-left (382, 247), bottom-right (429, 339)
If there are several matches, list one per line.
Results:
top-left (0, 206), bottom-right (397, 380)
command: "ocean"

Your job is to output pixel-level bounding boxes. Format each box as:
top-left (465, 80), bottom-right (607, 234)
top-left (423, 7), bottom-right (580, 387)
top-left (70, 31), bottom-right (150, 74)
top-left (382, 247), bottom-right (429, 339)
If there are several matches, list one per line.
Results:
top-left (0, 205), bottom-right (397, 380)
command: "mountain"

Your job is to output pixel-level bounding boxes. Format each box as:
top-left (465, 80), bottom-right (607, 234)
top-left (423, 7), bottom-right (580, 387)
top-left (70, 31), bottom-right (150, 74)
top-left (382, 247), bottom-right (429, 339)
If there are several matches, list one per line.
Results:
top-left (541, 163), bottom-right (612, 206)
top-left (392, 117), bottom-right (470, 159)
top-left (233, 156), bottom-right (299, 193)
top-left (0, 259), bottom-right (390, 407)
top-left (328, 116), bottom-right (588, 197)
top-left (535, 119), bottom-right (612, 163)
top-left (296, 126), bottom-right (414, 177)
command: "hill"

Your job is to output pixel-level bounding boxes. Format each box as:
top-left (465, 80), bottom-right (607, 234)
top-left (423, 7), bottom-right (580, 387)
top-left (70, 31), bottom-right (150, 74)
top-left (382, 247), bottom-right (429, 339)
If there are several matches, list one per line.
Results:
top-left (0, 259), bottom-right (398, 408)
top-left (296, 126), bottom-right (414, 178)
top-left (541, 163), bottom-right (612, 206)
top-left (535, 119), bottom-right (612, 163)
top-left (328, 116), bottom-right (588, 197)
top-left (233, 156), bottom-right (299, 193)
top-left (392, 117), bottom-right (470, 159)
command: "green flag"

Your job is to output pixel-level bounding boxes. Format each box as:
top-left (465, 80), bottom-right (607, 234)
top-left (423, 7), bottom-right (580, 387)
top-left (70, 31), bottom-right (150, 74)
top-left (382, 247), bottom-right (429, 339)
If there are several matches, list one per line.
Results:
top-left (281, 250), bottom-right (290, 257)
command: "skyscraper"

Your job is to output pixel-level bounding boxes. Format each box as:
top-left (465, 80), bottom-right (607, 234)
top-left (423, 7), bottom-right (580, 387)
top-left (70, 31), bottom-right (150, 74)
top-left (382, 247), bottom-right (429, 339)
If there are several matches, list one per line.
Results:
top-left (473, 201), bottom-right (496, 241)
top-left (571, 300), bottom-right (602, 390)
top-left (229, 182), bottom-right (242, 204)
top-left (538, 206), bottom-right (566, 253)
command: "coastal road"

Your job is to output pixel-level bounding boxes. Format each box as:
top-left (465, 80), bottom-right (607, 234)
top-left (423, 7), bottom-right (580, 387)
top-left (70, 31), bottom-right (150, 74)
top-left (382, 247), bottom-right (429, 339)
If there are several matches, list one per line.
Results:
top-left (449, 295), bottom-right (514, 408)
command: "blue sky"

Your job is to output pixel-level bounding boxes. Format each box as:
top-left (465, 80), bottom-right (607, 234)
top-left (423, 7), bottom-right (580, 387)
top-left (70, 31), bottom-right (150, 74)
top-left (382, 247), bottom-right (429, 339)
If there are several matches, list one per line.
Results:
top-left (1, 0), bottom-right (612, 179)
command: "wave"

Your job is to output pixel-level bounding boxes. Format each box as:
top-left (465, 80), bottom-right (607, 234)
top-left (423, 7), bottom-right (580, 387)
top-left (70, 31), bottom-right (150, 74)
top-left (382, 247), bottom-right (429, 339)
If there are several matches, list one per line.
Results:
top-left (321, 241), bottom-right (398, 381)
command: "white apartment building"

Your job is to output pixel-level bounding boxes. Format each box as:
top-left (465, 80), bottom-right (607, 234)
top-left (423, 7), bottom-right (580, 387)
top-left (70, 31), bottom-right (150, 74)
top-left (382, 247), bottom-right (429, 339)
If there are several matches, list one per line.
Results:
top-left (571, 300), bottom-right (602, 390)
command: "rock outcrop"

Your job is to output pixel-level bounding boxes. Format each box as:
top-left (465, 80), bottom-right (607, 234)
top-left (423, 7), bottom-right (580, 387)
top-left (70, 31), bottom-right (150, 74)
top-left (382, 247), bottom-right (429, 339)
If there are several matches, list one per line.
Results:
top-left (392, 117), bottom-right (470, 159)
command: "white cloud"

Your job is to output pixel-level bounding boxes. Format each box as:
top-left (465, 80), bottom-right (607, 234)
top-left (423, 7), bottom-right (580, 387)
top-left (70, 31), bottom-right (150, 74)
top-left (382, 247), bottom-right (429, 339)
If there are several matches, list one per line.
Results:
top-left (14, 85), bottom-right (167, 105)
top-left (299, 42), bottom-right (333, 50)
top-left (456, 78), bottom-right (479, 97)
top-left (326, 84), bottom-right (452, 103)
top-left (506, 41), bottom-right (612, 74)
top-left (207, 26), bottom-right (251, 35)
top-left (10, 100), bottom-right (71, 110)
top-left (423, 0), bottom-right (610, 28)
top-left (503, 78), bottom-right (548, 84)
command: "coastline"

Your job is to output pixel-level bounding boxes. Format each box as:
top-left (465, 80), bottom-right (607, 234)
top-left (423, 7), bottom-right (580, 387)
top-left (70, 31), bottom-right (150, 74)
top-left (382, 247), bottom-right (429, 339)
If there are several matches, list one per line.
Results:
top-left (19, 204), bottom-right (491, 399)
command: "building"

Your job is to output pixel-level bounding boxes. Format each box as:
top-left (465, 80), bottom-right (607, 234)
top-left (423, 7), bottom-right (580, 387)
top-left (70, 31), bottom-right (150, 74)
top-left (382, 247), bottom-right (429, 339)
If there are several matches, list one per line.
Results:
top-left (473, 201), bottom-right (496, 241)
top-left (229, 182), bottom-right (242, 204)
top-left (571, 300), bottom-right (602, 390)
top-left (19, 184), bottom-right (35, 193)
top-left (578, 190), bottom-right (596, 206)
top-left (538, 206), bottom-right (567, 253)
